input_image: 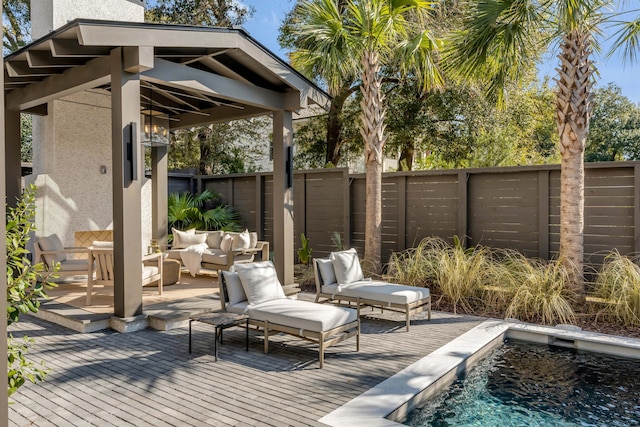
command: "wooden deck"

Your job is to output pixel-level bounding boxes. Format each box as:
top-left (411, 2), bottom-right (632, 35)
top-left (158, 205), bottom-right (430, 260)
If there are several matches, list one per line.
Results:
top-left (8, 298), bottom-right (485, 426)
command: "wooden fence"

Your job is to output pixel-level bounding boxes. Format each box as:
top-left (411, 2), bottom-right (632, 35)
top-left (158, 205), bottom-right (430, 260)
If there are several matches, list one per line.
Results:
top-left (170, 161), bottom-right (640, 266)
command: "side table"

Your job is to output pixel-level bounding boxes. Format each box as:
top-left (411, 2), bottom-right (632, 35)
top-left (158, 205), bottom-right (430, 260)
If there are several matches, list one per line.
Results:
top-left (189, 312), bottom-right (249, 361)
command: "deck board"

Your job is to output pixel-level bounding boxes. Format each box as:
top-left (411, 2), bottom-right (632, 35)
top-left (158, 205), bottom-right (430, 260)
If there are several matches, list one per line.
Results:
top-left (9, 297), bottom-right (484, 426)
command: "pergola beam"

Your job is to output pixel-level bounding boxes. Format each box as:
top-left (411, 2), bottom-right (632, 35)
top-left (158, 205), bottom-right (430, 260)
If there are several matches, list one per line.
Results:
top-left (171, 104), bottom-right (268, 129)
top-left (6, 55), bottom-right (111, 111)
top-left (141, 58), bottom-right (293, 111)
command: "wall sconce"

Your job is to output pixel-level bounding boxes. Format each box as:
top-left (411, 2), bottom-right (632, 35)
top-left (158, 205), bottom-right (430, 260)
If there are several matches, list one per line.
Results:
top-left (99, 165), bottom-right (107, 174)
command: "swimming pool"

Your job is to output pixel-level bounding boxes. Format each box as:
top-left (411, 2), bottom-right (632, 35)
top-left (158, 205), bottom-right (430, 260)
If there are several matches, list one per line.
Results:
top-left (404, 340), bottom-right (640, 426)
top-left (319, 320), bottom-right (640, 426)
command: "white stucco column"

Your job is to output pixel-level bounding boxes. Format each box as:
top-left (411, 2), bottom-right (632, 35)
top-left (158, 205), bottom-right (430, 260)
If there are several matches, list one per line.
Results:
top-left (272, 110), bottom-right (295, 285)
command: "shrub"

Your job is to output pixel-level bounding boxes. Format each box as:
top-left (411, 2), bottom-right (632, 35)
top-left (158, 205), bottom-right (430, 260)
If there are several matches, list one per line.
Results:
top-left (593, 251), bottom-right (640, 326)
top-left (168, 190), bottom-right (241, 232)
top-left (6, 185), bottom-right (54, 395)
top-left (503, 255), bottom-right (576, 325)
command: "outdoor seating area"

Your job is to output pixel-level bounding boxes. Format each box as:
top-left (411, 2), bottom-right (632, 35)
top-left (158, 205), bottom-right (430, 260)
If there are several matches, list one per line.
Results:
top-left (313, 249), bottom-right (432, 331)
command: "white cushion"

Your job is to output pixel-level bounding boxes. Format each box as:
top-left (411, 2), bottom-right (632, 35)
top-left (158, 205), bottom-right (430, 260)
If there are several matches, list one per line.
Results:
top-left (172, 228), bottom-right (199, 249)
top-left (38, 234), bottom-right (66, 266)
top-left (198, 230), bottom-right (223, 249)
top-left (330, 248), bottom-right (363, 285)
top-left (249, 232), bottom-right (258, 249)
top-left (322, 281), bottom-right (430, 305)
top-left (315, 258), bottom-right (337, 285)
top-left (246, 299), bottom-right (357, 332)
top-left (142, 266), bottom-right (159, 280)
top-left (220, 234), bottom-right (233, 252)
top-left (222, 271), bottom-right (247, 305)
top-left (233, 230), bottom-right (251, 250)
top-left (234, 260), bottom-right (285, 305)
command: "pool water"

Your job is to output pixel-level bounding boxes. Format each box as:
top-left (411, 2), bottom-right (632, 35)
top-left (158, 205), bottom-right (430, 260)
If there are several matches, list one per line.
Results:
top-left (405, 340), bottom-right (640, 427)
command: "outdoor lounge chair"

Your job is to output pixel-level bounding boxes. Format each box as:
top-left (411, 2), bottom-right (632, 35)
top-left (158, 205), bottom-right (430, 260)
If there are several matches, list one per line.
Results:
top-left (313, 249), bottom-right (431, 331)
top-left (86, 242), bottom-right (163, 305)
top-left (218, 260), bottom-right (360, 368)
top-left (34, 234), bottom-right (92, 281)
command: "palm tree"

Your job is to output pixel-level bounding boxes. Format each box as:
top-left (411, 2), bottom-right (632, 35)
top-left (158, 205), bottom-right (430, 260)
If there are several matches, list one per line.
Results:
top-left (291, 0), bottom-right (443, 272)
top-left (445, 0), bottom-right (627, 300)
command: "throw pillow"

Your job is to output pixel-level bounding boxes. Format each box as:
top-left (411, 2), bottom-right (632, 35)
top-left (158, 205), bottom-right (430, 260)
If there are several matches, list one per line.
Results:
top-left (233, 229), bottom-right (251, 250)
top-left (222, 270), bottom-right (247, 305)
top-left (38, 234), bottom-right (66, 267)
top-left (220, 233), bottom-right (234, 253)
top-left (315, 258), bottom-right (337, 285)
top-left (203, 230), bottom-right (224, 249)
top-left (235, 260), bottom-right (285, 305)
top-left (172, 228), bottom-right (195, 249)
top-left (173, 228), bottom-right (207, 249)
top-left (249, 232), bottom-right (258, 249)
top-left (330, 248), bottom-right (364, 285)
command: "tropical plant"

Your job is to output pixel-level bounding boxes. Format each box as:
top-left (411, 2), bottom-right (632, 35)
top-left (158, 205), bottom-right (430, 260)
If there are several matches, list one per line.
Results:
top-left (331, 232), bottom-right (345, 252)
top-left (168, 190), bottom-right (241, 232)
top-left (297, 233), bottom-right (313, 265)
top-left (6, 185), bottom-right (55, 396)
top-left (592, 250), bottom-right (640, 326)
top-left (444, 0), bottom-right (639, 300)
top-left (291, 0), bottom-right (443, 273)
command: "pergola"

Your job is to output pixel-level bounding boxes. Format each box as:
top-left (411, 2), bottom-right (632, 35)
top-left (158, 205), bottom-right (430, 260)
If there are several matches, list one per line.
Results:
top-left (3, 19), bottom-right (330, 322)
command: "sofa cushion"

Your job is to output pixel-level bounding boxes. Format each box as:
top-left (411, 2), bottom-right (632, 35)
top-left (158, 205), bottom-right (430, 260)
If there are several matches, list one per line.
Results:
top-left (235, 260), bottom-right (285, 306)
top-left (222, 271), bottom-right (247, 306)
top-left (201, 249), bottom-right (227, 265)
top-left (38, 234), bottom-right (67, 267)
top-left (197, 230), bottom-right (223, 249)
top-left (330, 248), bottom-right (364, 285)
top-left (172, 228), bottom-right (207, 249)
top-left (233, 230), bottom-right (251, 250)
top-left (249, 232), bottom-right (258, 249)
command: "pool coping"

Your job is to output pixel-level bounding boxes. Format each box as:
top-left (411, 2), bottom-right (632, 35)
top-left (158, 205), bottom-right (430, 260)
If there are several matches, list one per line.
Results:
top-left (319, 319), bottom-right (640, 427)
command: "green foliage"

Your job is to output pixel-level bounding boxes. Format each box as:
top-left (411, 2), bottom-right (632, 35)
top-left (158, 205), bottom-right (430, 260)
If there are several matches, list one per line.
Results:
top-left (169, 118), bottom-right (271, 175)
top-left (297, 233), bottom-right (312, 265)
top-left (586, 83), bottom-right (640, 162)
top-left (145, 0), bottom-right (253, 26)
top-left (593, 251), bottom-right (640, 326)
top-left (331, 232), bottom-right (344, 252)
top-left (168, 190), bottom-right (242, 232)
top-left (20, 113), bottom-right (32, 162)
top-left (6, 185), bottom-right (54, 395)
top-left (3, 0), bottom-right (30, 54)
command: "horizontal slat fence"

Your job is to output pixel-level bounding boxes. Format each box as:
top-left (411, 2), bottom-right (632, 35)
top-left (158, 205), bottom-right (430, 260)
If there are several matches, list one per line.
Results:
top-left (170, 161), bottom-right (640, 267)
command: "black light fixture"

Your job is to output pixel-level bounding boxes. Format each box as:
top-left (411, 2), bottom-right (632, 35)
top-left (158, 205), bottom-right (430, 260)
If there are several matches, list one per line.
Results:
top-left (141, 86), bottom-right (170, 147)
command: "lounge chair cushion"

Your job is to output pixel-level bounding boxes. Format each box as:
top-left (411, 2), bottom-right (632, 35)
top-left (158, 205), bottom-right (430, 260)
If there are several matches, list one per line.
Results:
top-left (38, 234), bottom-right (67, 266)
top-left (222, 271), bottom-right (247, 305)
top-left (172, 228), bottom-right (207, 249)
top-left (316, 258), bottom-right (337, 285)
top-left (231, 299), bottom-right (357, 333)
top-left (235, 260), bottom-right (285, 305)
top-left (322, 281), bottom-right (430, 305)
top-left (330, 248), bottom-right (363, 285)
top-left (142, 266), bottom-right (160, 280)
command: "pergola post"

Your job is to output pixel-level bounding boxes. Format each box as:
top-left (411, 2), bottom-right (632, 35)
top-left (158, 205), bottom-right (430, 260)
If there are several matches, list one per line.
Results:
top-left (4, 108), bottom-right (21, 207)
top-left (272, 110), bottom-right (294, 285)
top-left (151, 145), bottom-right (168, 247)
top-left (111, 47), bottom-right (144, 320)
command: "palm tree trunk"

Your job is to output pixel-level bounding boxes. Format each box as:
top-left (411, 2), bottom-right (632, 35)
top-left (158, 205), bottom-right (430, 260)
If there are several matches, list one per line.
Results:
top-left (325, 86), bottom-right (349, 166)
top-left (360, 50), bottom-right (386, 273)
top-left (555, 30), bottom-right (593, 301)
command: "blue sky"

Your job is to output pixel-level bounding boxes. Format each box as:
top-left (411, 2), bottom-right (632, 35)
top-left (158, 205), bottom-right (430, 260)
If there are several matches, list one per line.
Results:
top-left (240, 0), bottom-right (640, 104)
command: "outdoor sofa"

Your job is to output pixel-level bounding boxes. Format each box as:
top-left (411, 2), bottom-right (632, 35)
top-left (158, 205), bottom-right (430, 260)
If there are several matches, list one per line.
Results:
top-left (166, 228), bottom-right (269, 276)
top-left (313, 249), bottom-right (431, 331)
top-left (219, 260), bottom-right (360, 368)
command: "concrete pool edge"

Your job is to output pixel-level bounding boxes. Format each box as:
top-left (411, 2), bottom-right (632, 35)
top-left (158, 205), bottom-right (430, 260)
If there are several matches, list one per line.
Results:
top-left (319, 320), bottom-right (640, 427)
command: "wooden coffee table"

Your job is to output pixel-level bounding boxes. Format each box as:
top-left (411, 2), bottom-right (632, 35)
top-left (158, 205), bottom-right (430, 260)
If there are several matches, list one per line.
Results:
top-left (188, 312), bottom-right (249, 361)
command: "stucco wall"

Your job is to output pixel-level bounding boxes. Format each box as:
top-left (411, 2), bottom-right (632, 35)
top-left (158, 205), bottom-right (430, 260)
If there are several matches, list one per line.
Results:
top-left (29, 0), bottom-right (150, 251)
top-left (32, 0), bottom-right (144, 38)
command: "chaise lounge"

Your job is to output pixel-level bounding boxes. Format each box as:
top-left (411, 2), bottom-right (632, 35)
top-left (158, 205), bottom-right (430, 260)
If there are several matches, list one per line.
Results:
top-left (218, 261), bottom-right (360, 368)
top-left (313, 249), bottom-right (431, 331)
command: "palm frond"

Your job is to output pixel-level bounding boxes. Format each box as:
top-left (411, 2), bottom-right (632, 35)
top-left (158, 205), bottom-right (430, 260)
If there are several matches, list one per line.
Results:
top-left (608, 16), bottom-right (640, 65)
